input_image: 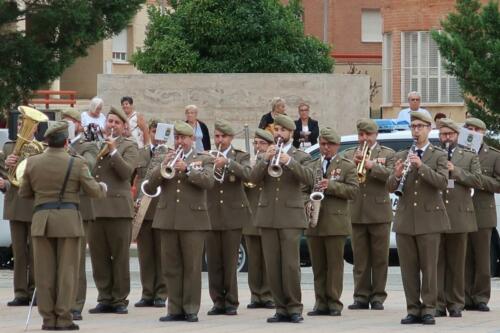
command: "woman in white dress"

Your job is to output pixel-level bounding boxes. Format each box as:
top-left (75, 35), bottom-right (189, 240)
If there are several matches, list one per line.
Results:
top-left (121, 96), bottom-right (149, 149)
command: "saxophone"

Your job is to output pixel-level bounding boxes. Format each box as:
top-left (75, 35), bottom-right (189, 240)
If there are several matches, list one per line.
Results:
top-left (307, 165), bottom-right (325, 228)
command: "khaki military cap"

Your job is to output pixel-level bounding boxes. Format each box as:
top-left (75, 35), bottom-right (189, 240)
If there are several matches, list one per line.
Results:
top-left (108, 106), bottom-right (128, 123)
top-left (62, 108), bottom-right (81, 122)
top-left (44, 121), bottom-right (69, 139)
top-left (320, 127), bottom-right (341, 144)
top-left (274, 114), bottom-right (296, 131)
top-left (437, 118), bottom-right (460, 133)
top-left (356, 118), bottom-right (378, 133)
top-left (255, 129), bottom-right (274, 143)
top-left (174, 121), bottom-right (194, 136)
top-left (464, 117), bottom-right (486, 130)
top-left (215, 119), bottom-right (235, 136)
top-left (410, 111), bottom-right (432, 125)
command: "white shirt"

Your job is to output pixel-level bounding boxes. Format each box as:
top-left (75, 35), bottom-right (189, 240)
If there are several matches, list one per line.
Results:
top-left (81, 112), bottom-right (106, 130)
top-left (128, 112), bottom-right (145, 149)
top-left (397, 108), bottom-right (432, 124)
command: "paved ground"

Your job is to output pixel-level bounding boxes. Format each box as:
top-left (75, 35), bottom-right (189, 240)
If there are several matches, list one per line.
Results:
top-left (0, 257), bottom-right (499, 333)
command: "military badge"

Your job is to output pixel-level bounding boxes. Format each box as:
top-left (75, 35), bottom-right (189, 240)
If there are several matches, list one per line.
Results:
top-left (376, 157), bottom-right (386, 165)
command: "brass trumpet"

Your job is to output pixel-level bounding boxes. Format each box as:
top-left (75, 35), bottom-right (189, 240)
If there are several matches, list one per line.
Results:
top-left (160, 146), bottom-right (184, 179)
top-left (268, 137), bottom-right (284, 178)
top-left (356, 141), bottom-right (371, 183)
top-left (96, 128), bottom-right (115, 160)
top-left (210, 144), bottom-right (226, 183)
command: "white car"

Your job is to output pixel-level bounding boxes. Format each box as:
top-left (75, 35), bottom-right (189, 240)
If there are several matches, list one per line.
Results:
top-left (0, 129), bottom-right (12, 268)
top-left (306, 129), bottom-right (500, 275)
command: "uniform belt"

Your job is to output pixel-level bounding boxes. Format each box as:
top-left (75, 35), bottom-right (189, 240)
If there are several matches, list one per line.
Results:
top-left (34, 202), bottom-right (79, 212)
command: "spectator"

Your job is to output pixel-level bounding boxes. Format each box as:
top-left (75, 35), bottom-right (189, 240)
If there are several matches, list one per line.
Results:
top-left (121, 96), bottom-right (149, 149)
top-left (292, 102), bottom-right (319, 149)
top-left (396, 91), bottom-right (432, 124)
top-left (258, 97), bottom-right (286, 134)
top-left (185, 105), bottom-right (210, 152)
top-left (433, 112), bottom-right (447, 128)
top-left (81, 97), bottom-right (106, 130)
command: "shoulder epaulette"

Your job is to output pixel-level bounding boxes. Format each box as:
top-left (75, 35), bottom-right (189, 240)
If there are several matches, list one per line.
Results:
top-left (432, 146), bottom-right (445, 152)
top-left (489, 146), bottom-right (500, 153)
top-left (380, 145), bottom-right (395, 152)
top-left (341, 156), bottom-right (355, 165)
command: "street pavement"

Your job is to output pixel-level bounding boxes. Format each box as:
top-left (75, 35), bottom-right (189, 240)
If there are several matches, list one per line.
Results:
top-left (0, 256), bottom-right (499, 332)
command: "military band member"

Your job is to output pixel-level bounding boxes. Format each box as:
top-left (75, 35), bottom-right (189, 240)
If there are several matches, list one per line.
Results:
top-left (206, 120), bottom-right (251, 316)
top-left (62, 109), bottom-right (99, 321)
top-left (18, 121), bottom-right (106, 331)
top-left (134, 120), bottom-right (168, 308)
top-left (387, 111), bottom-right (450, 325)
top-left (250, 114), bottom-right (314, 323)
top-left (243, 129), bottom-right (275, 309)
top-left (464, 118), bottom-right (500, 312)
top-left (0, 115), bottom-right (39, 306)
top-left (143, 121), bottom-right (214, 322)
top-left (88, 107), bottom-right (139, 314)
top-left (435, 118), bottom-right (482, 318)
top-left (306, 127), bottom-right (358, 317)
top-left (342, 119), bottom-right (395, 311)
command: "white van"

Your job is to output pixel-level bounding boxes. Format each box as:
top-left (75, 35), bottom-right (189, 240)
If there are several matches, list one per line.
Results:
top-left (306, 129), bottom-right (500, 276)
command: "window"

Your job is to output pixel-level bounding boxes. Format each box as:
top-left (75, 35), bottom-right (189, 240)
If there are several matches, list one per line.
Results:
top-left (112, 28), bottom-right (128, 62)
top-left (382, 33), bottom-right (392, 104)
top-left (401, 31), bottom-right (462, 104)
top-left (361, 9), bottom-right (382, 42)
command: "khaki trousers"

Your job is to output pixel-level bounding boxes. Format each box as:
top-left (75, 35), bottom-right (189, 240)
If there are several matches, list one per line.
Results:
top-left (10, 220), bottom-right (35, 299)
top-left (206, 229), bottom-right (242, 308)
top-left (88, 218), bottom-right (131, 307)
top-left (137, 219), bottom-right (167, 301)
top-left (32, 236), bottom-right (80, 328)
top-left (396, 233), bottom-right (440, 316)
top-left (161, 230), bottom-right (206, 315)
top-left (244, 235), bottom-right (273, 303)
top-left (351, 223), bottom-right (390, 304)
top-left (465, 228), bottom-right (492, 305)
top-left (261, 228), bottom-right (303, 316)
top-left (72, 221), bottom-right (88, 312)
top-left (308, 235), bottom-right (346, 312)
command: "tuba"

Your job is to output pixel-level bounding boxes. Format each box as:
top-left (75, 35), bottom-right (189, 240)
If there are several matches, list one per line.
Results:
top-left (306, 166), bottom-right (325, 228)
top-left (8, 106), bottom-right (48, 187)
top-left (356, 141), bottom-right (371, 183)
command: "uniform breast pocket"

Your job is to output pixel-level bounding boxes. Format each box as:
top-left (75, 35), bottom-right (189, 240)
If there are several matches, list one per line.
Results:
top-left (424, 203), bottom-right (444, 212)
top-left (190, 203), bottom-right (207, 211)
top-left (285, 200), bottom-right (304, 208)
top-left (258, 200), bottom-right (269, 207)
top-left (375, 196), bottom-right (389, 204)
top-left (157, 201), bottom-right (168, 209)
top-left (230, 202), bottom-right (248, 209)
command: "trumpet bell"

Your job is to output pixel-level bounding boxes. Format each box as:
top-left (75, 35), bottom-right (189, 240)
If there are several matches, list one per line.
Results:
top-left (309, 191), bottom-right (324, 202)
top-left (160, 162), bottom-right (176, 179)
top-left (268, 164), bottom-right (283, 178)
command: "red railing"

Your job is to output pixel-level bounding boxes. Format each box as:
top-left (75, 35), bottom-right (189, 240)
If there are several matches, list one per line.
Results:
top-left (31, 90), bottom-right (77, 109)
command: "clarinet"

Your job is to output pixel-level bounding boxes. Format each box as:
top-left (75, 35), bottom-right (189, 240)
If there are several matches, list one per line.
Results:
top-left (394, 140), bottom-right (417, 197)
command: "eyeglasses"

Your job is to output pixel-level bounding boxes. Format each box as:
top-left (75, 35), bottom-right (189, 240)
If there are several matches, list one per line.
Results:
top-left (439, 132), bottom-right (456, 137)
top-left (253, 140), bottom-right (267, 145)
top-left (410, 98), bottom-right (420, 101)
top-left (410, 124), bottom-right (429, 130)
top-left (299, 108), bottom-right (309, 112)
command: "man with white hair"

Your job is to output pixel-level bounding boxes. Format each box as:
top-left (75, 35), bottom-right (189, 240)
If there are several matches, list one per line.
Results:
top-left (396, 92), bottom-right (432, 124)
top-left (82, 97), bottom-right (106, 130)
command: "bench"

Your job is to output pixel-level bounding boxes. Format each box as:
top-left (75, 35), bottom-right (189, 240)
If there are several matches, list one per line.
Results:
top-left (30, 90), bottom-right (77, 109)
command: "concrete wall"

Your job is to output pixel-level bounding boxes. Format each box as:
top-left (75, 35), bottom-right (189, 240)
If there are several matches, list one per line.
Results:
top-left (97, 74), bottom-right (370, 138)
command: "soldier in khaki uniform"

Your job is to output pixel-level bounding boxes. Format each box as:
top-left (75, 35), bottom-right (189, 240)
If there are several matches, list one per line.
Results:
top-left (463, 118), bottom-right (500, 312)
top-left (306, 127), bottom-right (359, 317)
top-left (387, 112), bottom-right (450, 325)
top-left (250, 114), bottom-right (314, 324)
top-left (243, 129), bottom-right (274, 309)
top-left (342, 119), bottom-right (395, 311)
top-left (134, 120), bottom-right (167, 308)
top-left (18, 121), bottom-right (106, 331)
top-left (88, 107), bottom-right (139, 314)
top-left (206, 120), bottom-right (251, 316)
top-left (143, 121), bottom-right (214, 322)
top-left (434, 118), bottom-right (482, 318)
top-left (62, 109), bottom-right (99, 321)
top-left (0, 114), bottom-right (41, 306)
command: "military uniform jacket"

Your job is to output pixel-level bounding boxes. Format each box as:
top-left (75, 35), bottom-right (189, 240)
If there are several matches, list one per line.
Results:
top-left (18, 148), bottom-right (105, 237)
top-left (387, 144), bottom-right (451, 235)
top-left (472, 144), bottom-right (500, 228)
top-left (70, 137), bottom-right (99, 221)
top-left (342, 144), bottom-right (395, 224)
top-left (92, 136), bottom-right (138, 219)
top-left (208, 147), bottom-right (251, 230)
top-left (1, 141), bottom-right (35, 222)
top-left (442, 148), bottom-right (482, 233)
top-left (144, 150), bottom-right (214, 231)
top-left (249, 146), bottom-right (314, 229)
top-left (305, 155), bottom-right (359, 236)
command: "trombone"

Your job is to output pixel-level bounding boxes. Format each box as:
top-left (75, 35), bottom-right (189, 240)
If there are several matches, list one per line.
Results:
top-left (160, 145), bottom-right (184, 179)
top-left (268, 137), bottom-right (284, 178)
top-left (356, 141), bottom-right (371, 183)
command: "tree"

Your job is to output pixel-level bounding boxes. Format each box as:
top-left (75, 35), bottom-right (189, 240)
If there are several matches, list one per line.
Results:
top-left (432, 0), bottom-right (500, 133)
top-left (132, 0), bottom-right (334, 73)
top-left (0, 0), bottom-right (145, 113)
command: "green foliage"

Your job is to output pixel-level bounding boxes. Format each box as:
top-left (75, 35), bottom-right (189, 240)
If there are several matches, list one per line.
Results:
top-left (0, 0), bottom-right (145, 112)
top-left (133, 0), bottom-right (334, 73)
top-left (431, 0), bottom-right (500, 132)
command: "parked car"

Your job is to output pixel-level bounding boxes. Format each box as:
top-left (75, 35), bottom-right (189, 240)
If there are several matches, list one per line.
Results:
top-left (303, 129), bottom-right (500, 276)
top-left (0, 129), bottom-right (13, 269)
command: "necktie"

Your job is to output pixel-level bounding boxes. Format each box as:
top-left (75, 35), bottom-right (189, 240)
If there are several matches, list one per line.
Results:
top-left (416, 149), bottom-right (423, 159)
top-left (324, 158), bottom-right (331, 177)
